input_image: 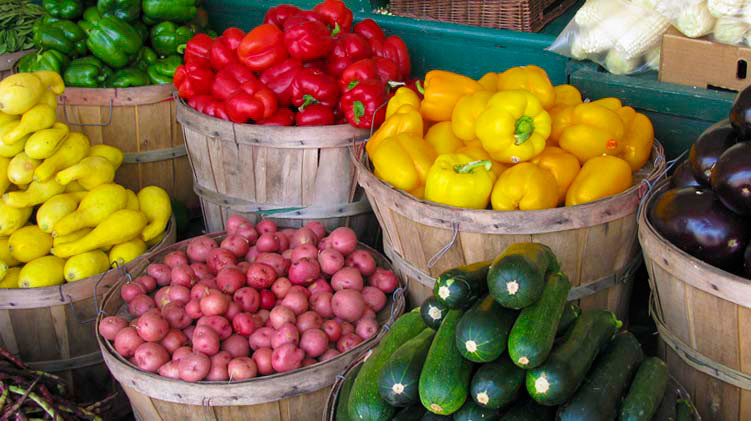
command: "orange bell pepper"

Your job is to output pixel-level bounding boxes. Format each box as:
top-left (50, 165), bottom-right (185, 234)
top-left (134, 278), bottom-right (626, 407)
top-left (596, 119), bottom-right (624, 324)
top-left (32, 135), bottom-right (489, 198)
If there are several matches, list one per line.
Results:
top-left (558, 102), bottom-right (625, 163)
top-left (477, 72), bottom-right (499, 91)
top-left (553, 85), bottom-right (583, 108)
top-left (531, 146), bottom-right (581, 204)
top-left (565, 155), bottom-right (633, 206)
top-left (616, 106), bottom-right (654, 171)
top-left (420, 70), bottom-right (483, 122)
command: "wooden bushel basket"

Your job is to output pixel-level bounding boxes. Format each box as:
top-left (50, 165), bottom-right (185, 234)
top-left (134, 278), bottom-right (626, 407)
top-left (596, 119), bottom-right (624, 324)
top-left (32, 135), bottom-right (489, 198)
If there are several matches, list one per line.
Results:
top-left (175, 99), bottom-right (377, 239)
top-left (0, 216), bottom-right (175, 415)
top-left (354, 142), bottom-right (666, 320)
top-left (639, 179), bottom-right (751, 421)
top-left (0, 50), bottom-right (33, 80)
top-left (97, 232), bottom-right (405, 421)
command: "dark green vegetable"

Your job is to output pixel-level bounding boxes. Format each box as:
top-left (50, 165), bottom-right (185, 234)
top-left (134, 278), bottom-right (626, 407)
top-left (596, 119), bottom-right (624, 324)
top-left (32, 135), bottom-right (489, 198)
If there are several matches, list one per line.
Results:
top-left (433, 261), bottom-right (490, 309)
top-left (63, 56), bottom-right (113, 87)
top-left (150, 21), bottom-right (194, 57)
top-left (377, 328), bottom-right (434, 407)
top-left (79, 6), bottom-right (143, 68)
top-left (32, 17), bottom-right (87, 57)
top-left (470, 355), bottom-right (524, 410)
top-left (420, 413), bottom-right (451, 421)
top-left (97, 0), bottom-right (140, 22)
top-left (498, 399), bottom-right (555, 421)
top-left (420, 296), bottom-right (448, 329)
top-left (675, 399), bottom-right (695, 421)
top-left (142, 0), bottom-right (198, 23)
top-left (455, 295), bottom-right (517, 363)
top-left (147, 55), bottom-right (181, 85)
top-left (556, 302), bottom-right (580, 336)
top-left (487, 243), bottom-right (559, 309)
top-left (452, 399), bottom-right (499, 421)
top-left (0, 0), bottom-right (45, 54)
top-left (135, 46), bottom-right (158, 71)
top-left (392, 404), bottom-right (427, 421)
top-left (16, 50), bottom-right (70, 73)
top-left (109, 67), bottom-right (150, 88)
top-left (334, 364), bottom-right (360, 421)
top-left (618, 357), bottom-right (669, 421)
top-left (42, 0), bottom-right (82, 19)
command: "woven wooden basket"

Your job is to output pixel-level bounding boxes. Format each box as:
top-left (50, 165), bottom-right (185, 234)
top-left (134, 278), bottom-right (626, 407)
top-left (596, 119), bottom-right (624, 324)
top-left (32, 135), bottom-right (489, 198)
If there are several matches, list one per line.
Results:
top-left (389, 0), bottom-right (577, 32)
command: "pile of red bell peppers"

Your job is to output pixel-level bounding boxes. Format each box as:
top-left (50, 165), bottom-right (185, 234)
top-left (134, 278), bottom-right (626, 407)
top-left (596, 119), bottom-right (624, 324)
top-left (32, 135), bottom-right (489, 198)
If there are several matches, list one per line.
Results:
top-left (173, 0), bottom-right (413, 128)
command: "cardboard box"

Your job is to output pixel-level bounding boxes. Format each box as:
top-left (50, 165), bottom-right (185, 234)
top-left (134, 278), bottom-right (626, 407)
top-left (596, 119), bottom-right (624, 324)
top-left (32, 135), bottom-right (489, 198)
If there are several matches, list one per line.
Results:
top-left (660, 28), bottom-right (751, 92)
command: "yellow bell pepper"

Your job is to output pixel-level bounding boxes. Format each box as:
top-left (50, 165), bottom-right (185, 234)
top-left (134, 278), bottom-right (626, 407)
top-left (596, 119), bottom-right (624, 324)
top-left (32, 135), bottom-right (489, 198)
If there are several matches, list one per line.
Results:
top-left (456, 140), bottom-right (507, 178)
top-left (425, 121), bottom-right (463, 154)
top-left (370, 133), bottom-right (437, 192)
top-left (424, 153), bottom-right (496, 209)
top-left (553, 85), bottom-right (583, 107)
top-left (386, 87), bottom-right (421, 119)
top-left (491, 162), bottom-right (558, 211)
top-left (548, 105), bottom-right (573, 146)
top-left (591, 97), bottom-right (623, 111)
top-left (421, 70), bottom-right (483, 122)
top-left (497, 65), bottom-right (556, 110)
top-left (477, 72), bottom-right (499, 91)
top-left (617, 107), bottom-right (654, 171)
top-left (558, 102), bottom-right (625, 163)
top-left (366, 104), bottom-right (424, 158)
top-left (475, 90), bottom-right (551, 164)
top-left (451, 90), bottom-right (493, 142)
top-left (531, 146), bottom-right (581, 204)
top-left (565, 155), bottom-right (633, 206)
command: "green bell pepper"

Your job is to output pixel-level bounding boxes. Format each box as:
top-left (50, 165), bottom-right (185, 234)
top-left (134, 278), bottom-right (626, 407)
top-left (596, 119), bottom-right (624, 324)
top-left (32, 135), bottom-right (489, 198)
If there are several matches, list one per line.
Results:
top-left (42, 0), bottom-right (83, 19)
top-left (97, 0), bottom-right (140, 22)
top-left (142, 0), bottom-right (198, 23)
top-left (133, 20), bottom-right (149, 43)
top-left (135, 46), bottom-right (158, 71)
top-left (63, 56), bottom-right (113, 88)
top-left (147, 55), bottom-right (182, 85)
top-left (150, 21), bottom-right (194, 57)
top-left (110, 67), bottom-right (150, 88)
top-left (16, 50), bottom-right (70, 73)
top-left (80, 7), bottom-right (143, 69)
top-left (33, 17), bottom-right (88, 57)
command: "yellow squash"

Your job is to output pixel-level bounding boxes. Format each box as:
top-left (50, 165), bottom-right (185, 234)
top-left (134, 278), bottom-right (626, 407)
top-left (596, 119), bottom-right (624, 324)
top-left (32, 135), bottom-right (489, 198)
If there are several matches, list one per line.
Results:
top-left (52, 209), bottom-right (148, 258)
top-left (18, 255), bottom-right (65, 288)
top-left (24, 122), bottom-right (70, 159)
top-left (0, 203), bottom-right (32, 235)
top-left (9, 225), bottom-right (52, 263)
top-left (0, 267), bottom-right (20, 288)
top-left (64, 250), bottom-right (110, 282)
top-left (53, 183), bottom-right (128, 237)
top-left (0, 121), bottom-right (27, 158)
top-left (0, 237), bottom-right (19, 267)
top-left (491, 162), bottom-right (558, 211)
top-left (55, 156), bottom-right (115, 190)
top-left (37, 192), bottom-right (87, 233)
top-left (88, 144), bottom-right (124, 170)
top-left (3, 104), bottom-right (57, 145)
top-left (0, 73), bottom-right (45, 115)
top-left (34, 132), bottom-right (91, 182)
top-left (565, 155), bottom-right (633, 206)
top-left (0, 157), bottom-right (10, 196)
top-left (7, 152), bottom-right (40, 185)
top-left (138, 186), bottom-right (171, 242)
top-left (109, 238), bottom-right (147, 267)
top-left (125, 189), bottom-right (140, 210)
top-left (3, 179), bottom-right (65, 208)
top-left (53, 228), bottom-right (92, 247)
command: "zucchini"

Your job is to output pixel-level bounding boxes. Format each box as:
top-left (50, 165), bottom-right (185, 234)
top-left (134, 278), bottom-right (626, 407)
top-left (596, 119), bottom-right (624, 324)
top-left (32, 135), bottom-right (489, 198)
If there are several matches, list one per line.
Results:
top-left (557, 331), bottom-right (644, 421)
top-left (419, 309), bottom-right (474, 415)
top-left (421, 413), bottom-right (452, 420)
top-left (498, 399), bottom-right (555, 421)
top-left (433, 261), bottom-right (490, 309)
top-left (618, 357), bottom-right (669, 421)
top-left (507, 272), bottom-right (571, 369)
top-left (676, 399), bottom-right (695, 421)
top-left (470, 355), bottom-right (524, 410)
top-left (525, 309), bottom-right (621, 406)
top-left (335, 365), bottom-right (361, 421)
top-left (348, 309), bottom-right (427, 421)
top-left (379, 328), bottom-right (435, 407)
top-left (453, 399), bottom-right (499, 421)
top-left (393, 404), bottom-right (427, 421)
top-left (487, 243), bottom-right (559, 310)
top-left (421, 296), bottom-right (449, 329)
top-left (556, 302), bottom-right (581, 336)
top-left (455, 295), bottom-right (517, 362)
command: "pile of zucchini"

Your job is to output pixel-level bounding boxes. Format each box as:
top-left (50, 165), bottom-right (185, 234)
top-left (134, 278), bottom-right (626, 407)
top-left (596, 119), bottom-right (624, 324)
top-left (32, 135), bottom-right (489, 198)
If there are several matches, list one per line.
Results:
top-left (336, 243), bottom-right (696, 421)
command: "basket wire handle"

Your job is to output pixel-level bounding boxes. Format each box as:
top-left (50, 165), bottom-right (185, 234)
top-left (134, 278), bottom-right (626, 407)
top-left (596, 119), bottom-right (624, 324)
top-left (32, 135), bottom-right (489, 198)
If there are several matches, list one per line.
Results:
top-left (427, 222), bottom-right (459, 269)
top-left (636, 149), bottom-right (687, 220)
top-left (61, 96), bottom-right (114, 127)
top-left (62, 267), bottom-right (111, 325)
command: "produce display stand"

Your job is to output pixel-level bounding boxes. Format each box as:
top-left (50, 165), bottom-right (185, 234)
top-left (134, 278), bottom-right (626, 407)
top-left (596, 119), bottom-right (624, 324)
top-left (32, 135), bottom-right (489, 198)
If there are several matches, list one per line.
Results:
top-left (97, 232), bottom-right (405, 421)
top-left (0, 49), bottom-right (32, 80)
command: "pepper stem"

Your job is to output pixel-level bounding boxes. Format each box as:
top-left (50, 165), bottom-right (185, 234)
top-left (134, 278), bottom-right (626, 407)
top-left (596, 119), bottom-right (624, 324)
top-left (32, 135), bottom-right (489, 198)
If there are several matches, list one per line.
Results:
top-left (347, 80), bottom-right (359, 90)
top-left (332, 22), bottom-right (341, 37)
top-left (514, 116), bottom-right (535, 145)
top-left (177, 44), bottom-right (186, 54)
top-left (416, 80), bottom-right (424, 95)
top-left (353, 101), bottom-right (365, 124)
top-left (454, 160), bottom-right (492, 174)
top-left (299, 94), bottom-right (319, 111)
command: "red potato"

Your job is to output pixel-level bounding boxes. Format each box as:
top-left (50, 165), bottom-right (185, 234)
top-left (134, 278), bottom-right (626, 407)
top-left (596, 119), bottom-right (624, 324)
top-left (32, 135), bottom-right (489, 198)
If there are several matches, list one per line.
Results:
top-left (331, 267), bottom-right (364, 291)
top-left (296, 311), bottom-right (322, 332)
top-left (252, 347), bottom-right (273, 375)
top-left (98, 316), bottom-right (128, 340)
top-left (249, 327), bottom-right (274, 350)
top-left (256, 233), bottom-right (280, 253)
top-left (345, 249), bottom-right (377, 276)
top-left (337, 333), bottom-right (363, 353)
top-left (134, 342), bottom-right (170, 372)
top-left (279, 228), bottom-right (296, 240)
top-left (170, 264), bottom-right (197, 288)
top-left (228, 357), bottom-right (257, 380)
top-left (187, 236), bottom-right (218, 263)
top-left (332, 289), bottom-right (366, 322)
top-left (154, 287), bottom-right (171, 309)
top-left (319, 348), bottom-right (340, 362)
top-left (191, 284), bottom-right (211, 301)
top-left (225, 301), bottom-right (241, 320)
top-left (340, 321), bottom-right (355, 336)
top-left (310, 292), bottom-right (334, 319)
top-left (272, 277), bottom-right (292, 298)
top-left (300, 328), bottom-right (328, 358)
top-left (322, 319), bottom-right (341, 342)
top-left (226, 214), bottom-right (251, 234)
top-left (200, 290), bottom-right (230, 317)
top-left (255, 252), bottom-right (290, 276)
top-left (308, 278), bottom-right (333, 296)
top-left (221, 235), bottom-right (250, 258)
top-left (162, 303), bottom-right (192, 329)
top-left (192, 325), bottom-right (220, 355)
top-left (178, 352), bottom-right (211, 382)
top-left (287, 285), bottom-right (311, 298)
top-left (318, 248), bottom-right (344, 275)
top-left (114, 327), bottom-right (144, 357)
top-left (271, 322), bottom-right (300, 349)
top-left (236, 222), bottom-right (259, 244)
top-left (183, 326), bottom-right (195, 343)
top-left (245, 246), bottom-right (259, 263)
top-left (172, 346), bottom-right (193, 361)
top-left (288, 258), bottom-right (321, 285)
top-left (361, 286), bottom-right (387, 312)
top-left (271, 343), bottom-right (304, 373)
top-left (260, 289), bottom-right (276, 310)
top-left (206, 352), bottom-right (230, 381)
top-left (120, 282), bottom-right (146, 303)
top-left (291, 244), bottom-right (318, 262)
top-left (222, 334), bottom-right (250, 358)
top-left (303, 358), bottom-right (317, 367)
top-left (136, 313), bottom-right (169, 342)
top-left (217, 266), bottom-right (245, 294)
top-left (207, 248), bottom-right (238, 274)
top-left (304, 221), bottom-right (326, 242)
top-left (246, 262), bottom-right (277, 289)
top-left (164, 250), bottom-right (189, 268)
top-left (197, 315), bottom-right (232, 340)
top-left (198, 277), bottom-right (218, 289)
top-left (147, 263), bottom-right (171, 286)
top-left (282, 249), bottom-right (293, 260)
top-left (158, 360), bottom-right (181, 379)
top-left (233, 287), bottom-right (260, 313)
top-left (251, 314), bottom-right (265, 329)
top-left (328, 227), bottom-right (357, 256)
top-left (211, 350), bottom-right (232, 367)
top-left (255, 219), bottom-right (277, 234)
top-left (256, 309), bottom-right (270, 325)
top-left (318, 236), bottom-right (331, 251)
top-left (185, 299), bottom-right (202, 319)
top-left (128, 294), bottom-right (156, 317)
top-left (290, 227), bottom-right (317, 249)
top-left (237, 261), bottom-right (250, 273)
top-left (281, 291), bottom-right (309, 315)
top-left (276, 232), bottom-right (289, 252)
top-left (161, 329), bottom-right (188, 353)
top-left (168, 285), bottom-right (191, 305)
top-left (362, 308), bottom-right (376, 320)
top-left (355, 318), bottom-right (379, 340)
top-left (134, 275), bottom-right (157, 292)
top-left (232, 312), bottom-right (256, 336)
top-left (190, 263), bottom-right (212, 280)
top-left (269, 306), bottom-right (296, 329)
top-left (368, 268), bottom-right (398, 293)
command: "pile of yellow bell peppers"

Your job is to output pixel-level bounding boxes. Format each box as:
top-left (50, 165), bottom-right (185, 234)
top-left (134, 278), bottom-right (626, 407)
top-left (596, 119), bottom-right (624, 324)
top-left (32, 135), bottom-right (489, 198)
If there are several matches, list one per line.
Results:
top-left (366, 65), bottom-right (654, 211)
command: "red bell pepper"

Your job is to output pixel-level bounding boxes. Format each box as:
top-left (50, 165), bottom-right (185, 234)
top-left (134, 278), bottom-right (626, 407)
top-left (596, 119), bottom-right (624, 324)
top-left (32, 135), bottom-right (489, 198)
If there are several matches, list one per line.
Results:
top-left (291, 67), bottom-right (340, 109)
top-left (339, 58), bottom-right (378, 91)
top-left (380, 36), bottom-right (410, 80)
top-left (373, 57), bottom-right (399, 84)
top-left (340, 79), bottom-right (387, 129)
top-left (225, 78), bottom-right (278, 124)
top-left (209, 27), bottom-right (244, 71)
top-left (237, 23), bottom-right (288, 72)
top-left (260, 108), bottom-right (295, 126)
top-left (259, 58), bottom-right (303, 107)
top-left (263, 4), bottom-right (302, 28)
top-left (211, 63), bottom-right (256, 101)
top-left (183, 34), bottom-right (213, 68)
top-left (284, 20), bottom-right (334, 61)
top-left (174, 64), bottom-right (215, 100)
top-left (313, 0), bottom-right (353, 33)
top-left (325, 32), bottom-right (372, 77)
top-left (283, 11), bottom-right (328, 31)
top-left (189, 95), bottom-right (230, 121)
top-left (354, 19), bottom-right (384, 42)
top-left (296, 104), bottom-right (334, 126)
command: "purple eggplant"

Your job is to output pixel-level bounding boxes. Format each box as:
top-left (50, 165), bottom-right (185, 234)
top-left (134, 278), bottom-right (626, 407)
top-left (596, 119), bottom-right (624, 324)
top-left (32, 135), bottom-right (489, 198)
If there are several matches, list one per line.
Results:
top-left (744, 244), bottom-right (751, 278)
top-left (649, 187), bottom-right (748, 270)
top-left (689, 119), bottom-right (738, 185)
top-left (670, 160), bottom-right (701, 188)
top-left (730, 85), bottom-right (751, 139)
top-left (710, 142), bottom-right (751, 215)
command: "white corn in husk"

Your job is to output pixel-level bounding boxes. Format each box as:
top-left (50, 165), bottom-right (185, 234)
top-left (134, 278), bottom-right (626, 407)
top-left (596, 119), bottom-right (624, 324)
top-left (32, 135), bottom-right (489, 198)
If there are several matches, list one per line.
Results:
top-left (713, 16), bottom-right (750, 44)
top-left (708, 0), bottom-right (747, 18)
top-left (674, 1), bottom-right (717, 37)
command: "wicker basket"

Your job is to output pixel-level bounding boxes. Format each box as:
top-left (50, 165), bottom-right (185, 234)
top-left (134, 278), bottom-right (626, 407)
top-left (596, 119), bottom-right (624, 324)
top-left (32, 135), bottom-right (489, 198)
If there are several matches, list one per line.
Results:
top-left (389, 0), bottom-right (577, 32)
